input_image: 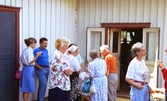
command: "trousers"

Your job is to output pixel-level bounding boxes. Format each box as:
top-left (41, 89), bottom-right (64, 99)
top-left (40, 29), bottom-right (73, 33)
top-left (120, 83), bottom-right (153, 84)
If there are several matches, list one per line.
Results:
top-left (35, 67), bottom-right (49, 101)
top-left (108, 73), bottom-right (118, 101)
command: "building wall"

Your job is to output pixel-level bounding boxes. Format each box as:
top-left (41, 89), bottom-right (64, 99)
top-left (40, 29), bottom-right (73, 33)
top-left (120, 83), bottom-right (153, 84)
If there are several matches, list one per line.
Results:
top-left (0, 0), bottom-right (78, 57)
top-left (1, 0), bottom-right (167, 100)
top-left (0, 0), bottom-right (78, 101)
top-left (77, 0), bottom-right (167, 87)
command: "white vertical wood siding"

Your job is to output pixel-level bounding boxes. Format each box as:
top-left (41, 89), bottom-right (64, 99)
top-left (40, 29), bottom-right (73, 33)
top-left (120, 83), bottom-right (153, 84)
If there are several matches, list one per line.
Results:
top-left (77, 0), bottom-right (167, 88)
top-left (1, 0), bottom-right (167, 99)
top-left (0, 0), bottom-right (78, 57)
top-left (0, 0), bottom-right (78, 101)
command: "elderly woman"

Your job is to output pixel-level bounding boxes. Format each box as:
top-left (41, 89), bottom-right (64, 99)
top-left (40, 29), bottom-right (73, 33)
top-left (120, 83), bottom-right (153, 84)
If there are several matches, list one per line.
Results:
top-left (48, 37), bottom-right (73, 101)
top-left (20, 37), bottom-right (42, 101)
top-left (88, 49), bottom-right (108, 101)
top-left (125, 42), bottom-right (150, 101)
top-left (67, 45), bottom-right (81, 101)
top-left (68, 43), bottom-right (84, 68)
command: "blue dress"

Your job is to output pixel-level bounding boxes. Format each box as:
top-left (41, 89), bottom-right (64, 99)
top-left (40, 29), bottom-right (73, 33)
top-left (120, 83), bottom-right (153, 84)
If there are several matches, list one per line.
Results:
top-left (88, 58), bottom-right (108, 101)
top-left (20, 65), bottom-right (35, 92)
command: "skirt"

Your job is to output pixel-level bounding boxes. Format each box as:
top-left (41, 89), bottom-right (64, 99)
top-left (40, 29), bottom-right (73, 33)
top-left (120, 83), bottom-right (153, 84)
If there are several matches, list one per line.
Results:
top-left (130, 84), bottom-right (150, 101)
top-left (70, 72), bottom-right (81, 101)
top-left (48, 87), bottom-right (70, 101)
top-left (20, 65), bottom-right (35, 93)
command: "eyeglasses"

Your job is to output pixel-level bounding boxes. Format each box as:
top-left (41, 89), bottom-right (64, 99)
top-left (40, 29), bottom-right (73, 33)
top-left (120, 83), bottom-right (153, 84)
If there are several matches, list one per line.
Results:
top-left (140, 49), bottom-right (146, 52)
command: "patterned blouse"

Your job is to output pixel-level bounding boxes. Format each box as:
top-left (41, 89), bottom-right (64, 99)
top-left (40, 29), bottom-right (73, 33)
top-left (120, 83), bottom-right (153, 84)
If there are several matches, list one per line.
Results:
top-left (49, 50), bottom-right (71, 91)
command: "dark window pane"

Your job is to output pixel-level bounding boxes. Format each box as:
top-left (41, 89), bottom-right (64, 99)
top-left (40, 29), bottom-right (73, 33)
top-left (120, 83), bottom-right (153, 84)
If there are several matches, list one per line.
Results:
top-left (113, 32), bottom-right (118, 53)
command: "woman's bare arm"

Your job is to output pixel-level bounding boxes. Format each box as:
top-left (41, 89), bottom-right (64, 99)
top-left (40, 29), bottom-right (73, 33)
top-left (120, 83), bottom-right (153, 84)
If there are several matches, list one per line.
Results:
top-left (125, 78), bottom-right (143, 90)
top-left (64, 66), bottom-right (73, 76)
top-left (29, 52), bottom-right (42, 65)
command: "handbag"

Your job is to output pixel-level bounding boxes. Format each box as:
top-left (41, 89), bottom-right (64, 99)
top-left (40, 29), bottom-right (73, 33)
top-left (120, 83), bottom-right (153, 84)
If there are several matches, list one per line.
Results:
top-left (89, 84), bottom-right (96, 94)
top-left (15, 58), bottom-right (23, 80)
top-left (15, 69), bottom-right (22, 80)
top-left (82, 78), bottom-right (91, 93)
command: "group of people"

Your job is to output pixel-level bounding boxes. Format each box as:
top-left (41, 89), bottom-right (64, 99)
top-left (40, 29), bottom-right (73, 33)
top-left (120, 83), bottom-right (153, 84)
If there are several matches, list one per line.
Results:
top-left (20, 37), bottom-right (49, 101)
top-left (19, 36), bottom-right (167, 101)
top-left (19, 37), bottom-right (119, 101)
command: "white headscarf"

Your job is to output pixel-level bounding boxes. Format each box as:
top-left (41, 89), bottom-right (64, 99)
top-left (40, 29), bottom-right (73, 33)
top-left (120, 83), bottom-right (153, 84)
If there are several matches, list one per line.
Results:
top-left (68, 45), bottom-right (78, 53)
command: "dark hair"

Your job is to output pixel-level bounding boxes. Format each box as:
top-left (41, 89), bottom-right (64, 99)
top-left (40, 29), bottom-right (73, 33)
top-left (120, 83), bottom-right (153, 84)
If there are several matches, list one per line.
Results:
top-left (24, 37), bottom-right (37, 46)
top-left (123, 38), bottom-right (127, 43)
top-left (68, 43), bottom-right (77, 48)
top-left (40, 37), bottom-right (48, 43)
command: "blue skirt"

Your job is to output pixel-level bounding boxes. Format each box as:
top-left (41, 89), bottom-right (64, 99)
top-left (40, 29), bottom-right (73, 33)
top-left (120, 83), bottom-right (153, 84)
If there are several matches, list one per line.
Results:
top-left (20, 65), bottom-right (35, 93)
top-left (130, 84), bottom-right (150, 101)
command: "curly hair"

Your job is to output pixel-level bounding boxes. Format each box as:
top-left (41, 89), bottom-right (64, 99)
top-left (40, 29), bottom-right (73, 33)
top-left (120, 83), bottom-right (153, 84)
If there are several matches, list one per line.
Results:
top-left (54, 37), bottom-right (69, 50)
top-left (89, 49), bottom-right (99, 59)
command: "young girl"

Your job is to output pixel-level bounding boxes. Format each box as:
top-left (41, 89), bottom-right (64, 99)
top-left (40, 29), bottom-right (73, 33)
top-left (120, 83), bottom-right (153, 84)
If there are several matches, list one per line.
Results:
top-left (79, 63), bottom-right (90, 101)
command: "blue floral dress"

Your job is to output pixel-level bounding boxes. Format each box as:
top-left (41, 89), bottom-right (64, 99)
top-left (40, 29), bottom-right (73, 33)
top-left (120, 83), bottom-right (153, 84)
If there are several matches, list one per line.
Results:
top-left (88, 58), bottom-right (108, 101)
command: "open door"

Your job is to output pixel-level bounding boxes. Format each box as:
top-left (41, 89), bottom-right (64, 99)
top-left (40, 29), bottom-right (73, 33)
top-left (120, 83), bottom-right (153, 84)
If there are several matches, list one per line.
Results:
top-left (86, 27), bottom-right (105, 61)
top-left (107, 28), bottom-right (121, 90)
top-left (142, 28), bottom-right (160, 90)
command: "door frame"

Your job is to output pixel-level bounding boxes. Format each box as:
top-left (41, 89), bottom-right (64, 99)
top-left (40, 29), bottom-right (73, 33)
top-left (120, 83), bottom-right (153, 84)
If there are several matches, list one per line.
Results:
top-left (101, 23), bottom-right (151, 45)
top-left (107, 28), bottom-right (122, 90)
top-left (142, 28), bottom-right (160, 89)
top-left (0, 5), bottom-right (20, 101)
top-left (86, 27), bottom-right (105, 61)
top-left (101, 23), bottom-right (152, 92)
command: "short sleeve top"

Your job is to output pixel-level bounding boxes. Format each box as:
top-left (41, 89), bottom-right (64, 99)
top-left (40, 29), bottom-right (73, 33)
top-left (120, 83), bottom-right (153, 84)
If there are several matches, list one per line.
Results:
top-left (88, 58), bottom-right (107, 77)
top-left (126, 57), bottom-right (149, 82)
top-left (68, 54), bottom-right (81, 72)
top-left (49, 50), bottom-right (71, 91)
top-left (21, 47), bottom-right (35, 66)
top-left (76, 54), bottom-right (84, 64)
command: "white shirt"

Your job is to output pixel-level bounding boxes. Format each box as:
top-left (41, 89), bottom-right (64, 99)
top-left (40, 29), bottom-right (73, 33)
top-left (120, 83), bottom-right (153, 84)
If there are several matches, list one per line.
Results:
top-left (79, 72), bottom-right (89, 81)
top-left (79, 71), bottom-right (90, 96)
top-left (20, 47), bottom-right (35, 66)
top-left (68, 54), bottom-right (81, 72)
top-left (126, 57), bottom-right (149, 82)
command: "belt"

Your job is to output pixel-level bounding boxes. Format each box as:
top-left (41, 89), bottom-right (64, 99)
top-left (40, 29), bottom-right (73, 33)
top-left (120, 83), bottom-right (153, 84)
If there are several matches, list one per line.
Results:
top-left (133, 80), bottom-right (148, 85)
top-left (22, 63), bottom-right (29, 66)
top-left (40, 65), bottom-right (49, 68)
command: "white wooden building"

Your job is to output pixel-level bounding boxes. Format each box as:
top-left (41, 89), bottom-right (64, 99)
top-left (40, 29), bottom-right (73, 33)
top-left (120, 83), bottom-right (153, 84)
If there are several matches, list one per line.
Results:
top-left (0, 0), bottom-right (167, 101)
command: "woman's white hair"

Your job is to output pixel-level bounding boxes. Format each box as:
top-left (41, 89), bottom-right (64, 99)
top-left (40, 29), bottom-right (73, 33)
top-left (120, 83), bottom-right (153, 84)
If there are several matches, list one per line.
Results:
top-left (131, 42), bottom-right (144, 50)
top-left (60, 37), bottom-right (70, 47)
top-left (131, 42), bottom-right (144, 55)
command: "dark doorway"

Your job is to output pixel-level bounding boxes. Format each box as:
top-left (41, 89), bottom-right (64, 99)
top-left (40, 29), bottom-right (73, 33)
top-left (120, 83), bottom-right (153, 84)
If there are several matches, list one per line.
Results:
top-left (101, 23), bottom-right (150, 97)
top-left (119, 28), bottom-right (143, 96)
top-left (0, 5), bottom-right (20, 101)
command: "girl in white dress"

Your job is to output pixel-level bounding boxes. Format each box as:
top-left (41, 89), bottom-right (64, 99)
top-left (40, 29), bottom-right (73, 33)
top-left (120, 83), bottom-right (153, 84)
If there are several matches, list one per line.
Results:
top-left (79, 63), bottom-right (90, 101)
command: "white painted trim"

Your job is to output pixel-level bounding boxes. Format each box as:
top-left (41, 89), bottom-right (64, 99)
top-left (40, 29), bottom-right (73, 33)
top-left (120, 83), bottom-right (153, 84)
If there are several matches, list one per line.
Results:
top-left (86, 27), bottom-right (105, 61)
